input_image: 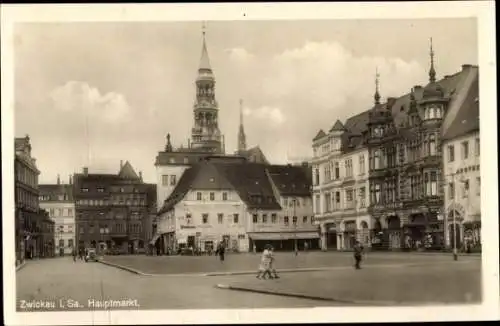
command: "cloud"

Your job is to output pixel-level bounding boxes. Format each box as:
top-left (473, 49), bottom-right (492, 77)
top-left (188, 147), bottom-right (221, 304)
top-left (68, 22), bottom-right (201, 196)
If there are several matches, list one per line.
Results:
top-left (50, 81), bottom-right (131, 123)
top-left (222, 41), bottom-right (428, 164)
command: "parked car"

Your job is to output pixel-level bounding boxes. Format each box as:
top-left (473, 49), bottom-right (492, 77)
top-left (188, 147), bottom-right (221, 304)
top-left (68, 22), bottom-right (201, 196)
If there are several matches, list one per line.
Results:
top-left (84, 248), bottom-right (98, 262)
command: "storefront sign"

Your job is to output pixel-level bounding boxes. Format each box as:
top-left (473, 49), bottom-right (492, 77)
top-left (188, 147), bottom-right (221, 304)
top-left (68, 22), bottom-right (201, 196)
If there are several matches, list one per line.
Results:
top-left (180, 225), bottom-right (195, 229)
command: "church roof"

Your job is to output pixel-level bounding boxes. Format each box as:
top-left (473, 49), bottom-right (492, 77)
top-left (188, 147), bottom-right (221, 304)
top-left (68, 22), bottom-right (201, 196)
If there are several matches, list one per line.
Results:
top-left (118, 161), bottom-right (140, 180)
top-left (329, 120), bottom-right (346, 132)
top-left (199, 34), bottom-right (212, 71)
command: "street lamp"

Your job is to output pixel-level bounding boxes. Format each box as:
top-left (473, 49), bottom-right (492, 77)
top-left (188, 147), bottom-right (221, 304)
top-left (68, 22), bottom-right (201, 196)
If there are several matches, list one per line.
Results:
top-left (446, 171), bottom-right (467, 261)
top-left (292, 198), bottom-right (298, 256)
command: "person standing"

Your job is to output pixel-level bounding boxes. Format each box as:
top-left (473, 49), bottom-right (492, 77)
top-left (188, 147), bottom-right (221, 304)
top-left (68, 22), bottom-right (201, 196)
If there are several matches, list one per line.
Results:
top-left (72, 248), bottom-right (77, 262)
top-left (353, 241), bottom-right (364, 270)
top-left (268, 246), bottom-right (280, 279)
top-left (256, 244), bottom-right (272, 279)
top-left (217, 242), bottom-right (225, 262)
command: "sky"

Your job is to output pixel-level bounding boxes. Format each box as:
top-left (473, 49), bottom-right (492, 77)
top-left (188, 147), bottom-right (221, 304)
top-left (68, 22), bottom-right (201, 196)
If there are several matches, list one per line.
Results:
top-left (13, 18), bottom-right (478, 184)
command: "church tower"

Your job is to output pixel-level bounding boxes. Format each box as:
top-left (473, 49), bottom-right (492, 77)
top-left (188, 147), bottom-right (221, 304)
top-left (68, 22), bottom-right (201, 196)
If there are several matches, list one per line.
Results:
top-left (237, 99), bottom-right (247, 153)
top-left (190, 24), bottom-right (224, 154)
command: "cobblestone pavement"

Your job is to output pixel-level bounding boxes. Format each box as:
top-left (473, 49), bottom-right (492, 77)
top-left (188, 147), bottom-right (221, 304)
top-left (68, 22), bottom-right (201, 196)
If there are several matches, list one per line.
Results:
top-left (102, 251), bottom-right (481, 275)
top-left (218, 258), bottom-right (481, 305)
top-left (16, 257), bottom-right (337, 311)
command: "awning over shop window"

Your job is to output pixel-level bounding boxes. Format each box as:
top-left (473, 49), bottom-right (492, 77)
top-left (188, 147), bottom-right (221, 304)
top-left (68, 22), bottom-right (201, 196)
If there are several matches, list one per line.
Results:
top-left (248, 232), bottom-right (319, 241)
top-left (149, 234), bottom-right (161, 245)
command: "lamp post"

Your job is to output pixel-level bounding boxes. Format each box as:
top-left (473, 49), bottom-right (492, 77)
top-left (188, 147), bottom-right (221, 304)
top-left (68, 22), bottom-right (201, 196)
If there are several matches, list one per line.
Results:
top-left (446, 171), bottom-right (467, 261)
top-left (292, 198), bottom-right (298, 256)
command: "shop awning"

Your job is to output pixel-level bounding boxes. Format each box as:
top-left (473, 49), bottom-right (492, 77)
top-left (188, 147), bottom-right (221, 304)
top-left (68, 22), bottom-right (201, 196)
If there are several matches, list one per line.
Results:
top-left (248, 232), bottom-right (319, 241)
top-left (149, 234), bottom-right (161, 245)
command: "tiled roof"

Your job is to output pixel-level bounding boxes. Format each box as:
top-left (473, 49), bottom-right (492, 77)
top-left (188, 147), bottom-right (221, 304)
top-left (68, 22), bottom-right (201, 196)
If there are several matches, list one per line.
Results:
top-left (39, 184), bottom-right (74, 201)
top-left (239, 146), bottom-right (269, 164)
top-left (442, 71), bottom-right (479, 140)
top-left (15, 137), bottom-right (27, 152)
top-left (118, 161), bottom-right (140, 180)
top-left (313, 129), bottom-right (327, 141)
top-left (267, 165), bottom-right (311, 197)
top-left (158, 162), bottom-right (281, 214)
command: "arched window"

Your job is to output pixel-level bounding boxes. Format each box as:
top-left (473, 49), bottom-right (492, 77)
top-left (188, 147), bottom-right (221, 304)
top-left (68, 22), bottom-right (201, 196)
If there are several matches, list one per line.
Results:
top-left (429, 134), bottom-right (436, 155)
top-left (436, 106), bottom-right (442, 118)
top-left (429, 107), bottom-right (435, 119)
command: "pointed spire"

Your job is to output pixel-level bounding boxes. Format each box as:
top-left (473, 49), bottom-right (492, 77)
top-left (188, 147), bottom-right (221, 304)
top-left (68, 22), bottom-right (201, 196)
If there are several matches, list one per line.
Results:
top-left (429, 37), bottom-right (436, 83)
top-left (199, 21), bottom-right (212, 71)
top-left (165, 133), bottom-right (173, 152)
top-left (374, 67), bottom-right (381, 105)
top-left (238, 99), bottom-right (247, 152)
top-left (57, 174), bottom-right (61, 185)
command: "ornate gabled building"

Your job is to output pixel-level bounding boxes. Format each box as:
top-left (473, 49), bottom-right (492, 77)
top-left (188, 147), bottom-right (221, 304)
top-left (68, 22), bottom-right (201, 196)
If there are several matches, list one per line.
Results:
top-left (312, 40), bottom-right (479, 251)
top-left (15, 135), bottom-right (55, 263)
top-left (73, 161), bottom-right (156, 254)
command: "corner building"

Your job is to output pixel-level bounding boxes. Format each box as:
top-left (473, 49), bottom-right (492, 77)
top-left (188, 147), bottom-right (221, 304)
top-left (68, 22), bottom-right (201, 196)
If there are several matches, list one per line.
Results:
top-left (312, 43), bottom-right (479, 251)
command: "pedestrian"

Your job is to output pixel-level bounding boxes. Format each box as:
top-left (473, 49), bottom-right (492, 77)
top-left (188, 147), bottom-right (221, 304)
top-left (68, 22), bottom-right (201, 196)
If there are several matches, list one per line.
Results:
top-left (256, 244), bottom-right (272, 279)
top-left (353, 240), bottom-right (364, 270)
top-left (268, 246), bottom-right (280, 279)
top-left (72, 248), bottom-right (77, 262)
top-left (253, 244), bottom-right (257, 254)
top-left (217, 242), bottom-right (225, 262)
top-left (304, 242), bottom-right (308, 252)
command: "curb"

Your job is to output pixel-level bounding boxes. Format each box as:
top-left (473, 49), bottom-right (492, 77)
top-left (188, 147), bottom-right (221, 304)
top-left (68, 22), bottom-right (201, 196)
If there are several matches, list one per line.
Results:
top-left (16, 262), bottom-right (27, 271)
top-left (98, 260), bottom-right (155, 276)
top-left (215, 284), bottom-right (399, 306)
top-left (205, 266), bottom-right (346, 276)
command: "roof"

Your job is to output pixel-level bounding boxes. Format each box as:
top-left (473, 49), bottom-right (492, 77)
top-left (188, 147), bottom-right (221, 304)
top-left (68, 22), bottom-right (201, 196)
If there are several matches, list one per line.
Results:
top-left (313, 129), bottom-right (327, 141)
top-left (158, 162), bottom-right (282, 214)
top-left (39, 184), bottom-right (74, 201)
top-left (15, 137), bottom-right (28, 152)
top-left (329, 120), bottom-right (346, 132)
top-left (239, 146), bottom-right (269, 164)
top-left (266, 165), bottom-right (311, 197)
top-left (442, 70), bottom-right (479, 140)
top-left (118, 161), bottom-right (140, 180)
top-left (199, 34), bottom-right (212, 71)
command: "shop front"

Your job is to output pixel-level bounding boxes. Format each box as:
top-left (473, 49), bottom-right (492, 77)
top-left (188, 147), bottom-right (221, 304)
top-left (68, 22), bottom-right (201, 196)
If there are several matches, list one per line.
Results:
top-left (325, 223), bottom-right (337, 250)
top-left (248, 232), bottom-right (320, 252)
top-left (342, 220), bottom-right (357, 250)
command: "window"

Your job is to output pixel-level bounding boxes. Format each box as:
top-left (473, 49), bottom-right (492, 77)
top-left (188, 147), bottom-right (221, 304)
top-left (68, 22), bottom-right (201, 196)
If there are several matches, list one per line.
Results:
top-left (292, 216), bottom-right (297, 225)
top-left (359, 155), bottom-right (365, 174)
top-left (162, 175), bottom-right (169, 186)
top-left (314, 168), bottom-right (319, 185)
top-left (222, 192), bottom-right (228, 201)
top-left (271, 214), bottom-right (277, 224)
top-left (448, 182), bottom-right (455, 199)
top-left (461, 141), bottom-right (469, 159)
top-left (448, 145), bottom-right (455, 162)
top-left (311, 216), bottom-right (315, 225)
top-left (252, 214), bottom-right (258, 223)
top-left (186, 213), bottom-right (192, 224)
top-left (120, 188), bottom-right (124, 193)
top-left (335, 191), bottom-right (340, 207)
top-left (81, 188), bottom-right (89, 192)
top-left (79, 226), bottom-right (84, 234)
top-left (345, 159), bottom-right (353, 177)
top-left (375, 184), bottom-right (381, 203)
top-left (475, 138), bottom-right (480, 156)
top-left (59, 239), bottom-right (64, 248)
top-left (462, 179), bottom-right (469, 198)
top-left (68, 239), bottom-right (73, 248)
top-left (303, 216), bottom-right (308, 224)
top-left (359, 187), bottom-right (366, 207)
top-left (346, 189), bottom-right (353, 202)
top-left (97, 187), bottom-right (104, 193)
top-left (197, 192), bottom-right (202, 200)
top-left (233, 214), bottom-right (239, 223)
top-left (334, 162), bottom-right (340, 179)
top-left (262, 214), bottom-right (268, 223)
top-left (476, 177), bottom-right (481, 196)
top-left (218, 213), bottom-right (223, 224)
top-left (314, 195), bottom-right (320, 213)
top-left (170, 175), bottom-right (177, 186)
top-left (49, 208), bottom-right (54, 216)
top-left (429, 135), bottom-right (436, 156)
top-left (324, 193), bottom-right (331, 212)
top-left (284, 216), bottom-right (289, 225)
top-left (430, 172), bottom-right (437, 196)
top-left (374, 150), bottom-right (381, 169)
top-left (202, 214), bottom-right (209, 224)
top-left (209, 192), bottom-right (215, 201)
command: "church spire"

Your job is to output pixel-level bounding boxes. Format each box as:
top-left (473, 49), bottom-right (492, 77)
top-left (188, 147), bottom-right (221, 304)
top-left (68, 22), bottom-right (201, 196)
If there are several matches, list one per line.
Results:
top-left (374, 67), bottom-right (381, 105)
top-left (238, 99), bottom-right (247, 152)
top-left (429, 37), bottom-right (436, 83)
top-left (199, 21), bottom-right (212, 71)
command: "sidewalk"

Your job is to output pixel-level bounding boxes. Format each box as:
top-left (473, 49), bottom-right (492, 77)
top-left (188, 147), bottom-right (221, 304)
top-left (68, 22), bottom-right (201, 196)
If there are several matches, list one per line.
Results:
top-left (216, 260), bottom-right (481, 305)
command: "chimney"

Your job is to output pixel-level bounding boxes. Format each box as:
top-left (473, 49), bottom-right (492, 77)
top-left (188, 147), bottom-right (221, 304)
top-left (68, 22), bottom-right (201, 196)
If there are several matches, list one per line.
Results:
top-left (69, 174), bottom-right (72, 185)
top-left (120, 160), bottom-right (123, 169)
top-left (139, 171), bottom-right (143, 181)
top-left (83, 167), bottom-right (88, 176)
top-left (413, 85), bottom-right (422, 89)
top-left (462, 64), bottom-right (472, 71)
top-left (57, 174), bottom-right (61, 185)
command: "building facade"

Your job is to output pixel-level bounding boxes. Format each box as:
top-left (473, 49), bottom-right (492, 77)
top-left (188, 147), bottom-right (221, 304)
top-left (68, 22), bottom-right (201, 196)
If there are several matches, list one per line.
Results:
top-left (312, 42), bottom-right (479, 251)
top-left (74, 162), bottom-right (156, 254)
top-left (39, 175), bottom-right (76, 256)
top-left (15, 135), bottom-right (55, 263)
top-left (441, 73), bottom-right (480, 250)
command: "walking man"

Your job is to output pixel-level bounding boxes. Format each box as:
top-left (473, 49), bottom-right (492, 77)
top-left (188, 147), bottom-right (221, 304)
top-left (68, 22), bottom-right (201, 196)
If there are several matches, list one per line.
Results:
top-left (216, 242), bottom-right (225, 263)
top-left (353, 240), bottom-right (364, 270)
top-left (256, 244), bottom-right (272, 279)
